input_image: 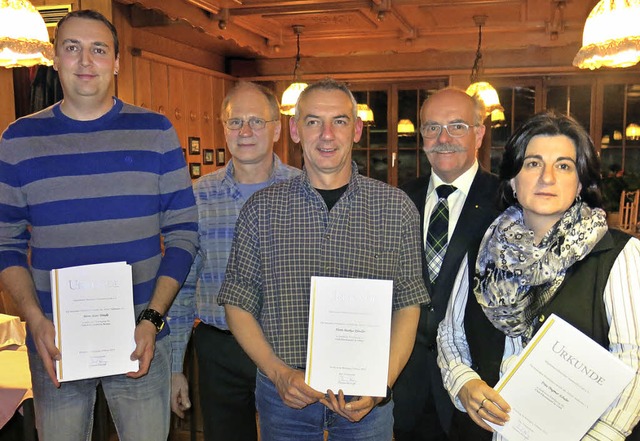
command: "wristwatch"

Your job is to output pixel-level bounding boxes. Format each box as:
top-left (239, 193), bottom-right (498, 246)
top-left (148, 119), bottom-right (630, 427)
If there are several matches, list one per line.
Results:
top-left (377, 386), bottom-right (393, 407)
top-left (136, 308), bottom-right (165, 333)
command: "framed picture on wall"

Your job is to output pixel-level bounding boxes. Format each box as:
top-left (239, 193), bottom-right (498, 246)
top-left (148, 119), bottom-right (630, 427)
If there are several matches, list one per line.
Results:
top-left (190, 163), bottom-right (201, 179)
top-left (188, 137), bottom-right (201, 155)
top-left (216, 148), bottom-right (226, 166)
top-left (203, 149), bottom-right (214, 165)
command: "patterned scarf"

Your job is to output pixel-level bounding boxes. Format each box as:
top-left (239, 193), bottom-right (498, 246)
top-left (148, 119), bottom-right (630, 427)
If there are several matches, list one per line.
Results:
top-left (474, 202), bottom-right (608, 343)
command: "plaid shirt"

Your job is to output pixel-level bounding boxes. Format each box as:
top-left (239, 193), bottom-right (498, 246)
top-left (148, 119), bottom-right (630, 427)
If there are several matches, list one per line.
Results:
top-left (218, 162), bottom-right (429, 367)
top-left (168, 155), bottom-right (301, 372)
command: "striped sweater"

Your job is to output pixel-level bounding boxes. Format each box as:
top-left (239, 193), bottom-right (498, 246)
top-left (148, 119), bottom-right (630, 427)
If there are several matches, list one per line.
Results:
top-left (0, 98), bottom-right (198, 338)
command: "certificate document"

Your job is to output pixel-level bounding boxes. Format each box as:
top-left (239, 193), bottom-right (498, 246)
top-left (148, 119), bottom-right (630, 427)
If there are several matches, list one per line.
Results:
top-left (50, 262), bottom-right (139, 382)
top-left (489, 314), bottom-right (634, 441)
top-left (305, 276), bottom-right (392, 397)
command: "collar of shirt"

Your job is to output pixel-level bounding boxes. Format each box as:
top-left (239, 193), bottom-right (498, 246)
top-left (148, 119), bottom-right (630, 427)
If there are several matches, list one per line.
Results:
top-left (223, 153), bottom-right (285, 192)
top-left (424, 160), bottom-right (479, 243)
top-left (301, 161), bottom-right (361, 205)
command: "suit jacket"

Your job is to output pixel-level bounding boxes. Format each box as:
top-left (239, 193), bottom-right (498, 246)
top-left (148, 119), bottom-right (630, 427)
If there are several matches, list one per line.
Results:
top-left (393, 167), bottom-right (500, 436)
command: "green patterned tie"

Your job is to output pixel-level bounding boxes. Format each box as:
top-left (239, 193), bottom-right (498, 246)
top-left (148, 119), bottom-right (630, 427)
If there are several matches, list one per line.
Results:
top-left (425, 184), bottom-right (456, 282)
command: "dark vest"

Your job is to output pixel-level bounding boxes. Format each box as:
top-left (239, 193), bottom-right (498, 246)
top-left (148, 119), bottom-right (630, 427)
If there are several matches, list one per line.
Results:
top-left (457, 229), bottom-right (639, 440)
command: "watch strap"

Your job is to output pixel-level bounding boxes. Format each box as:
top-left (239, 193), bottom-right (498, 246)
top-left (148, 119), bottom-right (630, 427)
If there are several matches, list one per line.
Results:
top-left (136, 308), bottom-right (164, 333)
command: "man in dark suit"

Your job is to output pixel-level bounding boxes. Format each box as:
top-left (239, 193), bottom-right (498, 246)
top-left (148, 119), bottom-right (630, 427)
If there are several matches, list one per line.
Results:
top-left (393, 88), bottom-right (501, 441)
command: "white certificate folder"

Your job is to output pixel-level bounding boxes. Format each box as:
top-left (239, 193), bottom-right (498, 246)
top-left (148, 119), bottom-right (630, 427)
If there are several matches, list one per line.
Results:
top-left (305, 276), bottom-right (393, 397)
top-left (490, 313), bottom-right (634, 441)
top-left (50, 262), bottom-right (138, 382)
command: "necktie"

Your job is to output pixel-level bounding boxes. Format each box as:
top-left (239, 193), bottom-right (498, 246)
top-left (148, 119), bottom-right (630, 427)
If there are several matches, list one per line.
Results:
top-left (425, 184), bottom-right (456, 282)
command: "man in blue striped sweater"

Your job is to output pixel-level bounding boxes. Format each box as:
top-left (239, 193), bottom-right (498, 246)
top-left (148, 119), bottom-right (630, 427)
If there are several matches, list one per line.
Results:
top-left (0, 10), bottom-right (198, 441)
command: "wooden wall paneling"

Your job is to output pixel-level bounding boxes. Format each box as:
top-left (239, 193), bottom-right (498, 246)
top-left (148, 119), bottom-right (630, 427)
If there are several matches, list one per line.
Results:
top-left (199, 74), bottom-right (215, 176)
top-left (168, 65), bottom-right (186, 151)
top-left (133, 56), bottom-right (152, 109)
top-left (151, 61), bottom-right (169, 117)
top-left (183, 69), bottom-right (202, 178)
top-left (112, 2), bottom-right (133, 104)
top-left (184, 69), bottom-right (201, 138)
top-left (0, 68), bottom-right (15, 134)
top-left (212, 78), bottom-right (229, 158)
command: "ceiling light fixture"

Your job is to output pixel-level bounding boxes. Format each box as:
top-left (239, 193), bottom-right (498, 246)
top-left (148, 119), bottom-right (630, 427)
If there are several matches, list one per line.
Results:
top-left (465, 15), bottom-right (503, 116)
top-left (573, 0), bottom-right (640, 70)
top-left (0, 0), bottom-right (54, 68)
top-left (280, 25), bottom-right (308, 116)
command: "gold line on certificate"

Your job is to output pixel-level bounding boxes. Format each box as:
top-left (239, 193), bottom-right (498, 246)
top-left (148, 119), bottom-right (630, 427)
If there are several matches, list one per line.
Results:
top-left (305, 276), bottom-right (392, 397)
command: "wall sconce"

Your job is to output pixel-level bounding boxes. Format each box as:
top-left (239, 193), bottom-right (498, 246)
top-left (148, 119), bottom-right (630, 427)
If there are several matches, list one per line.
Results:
top-left (280, 25), bottom-right (308, 116)
top-left (357, 104), bottom-right (375, 126)
top-left (397, 119), bottom-right (415, 135)
top-left (490, 108), bottom-right (506, 128)
top-left (627, 123), bottom-right (640, 140)
top-left (0, 0), bottom-right (53, 68)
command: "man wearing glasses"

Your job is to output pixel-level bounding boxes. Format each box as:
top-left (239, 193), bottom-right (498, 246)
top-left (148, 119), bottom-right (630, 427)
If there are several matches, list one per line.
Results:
top-left (393, 87), bottom-right (500, 441)
top-left (169, 82), bottom-right (300, 441)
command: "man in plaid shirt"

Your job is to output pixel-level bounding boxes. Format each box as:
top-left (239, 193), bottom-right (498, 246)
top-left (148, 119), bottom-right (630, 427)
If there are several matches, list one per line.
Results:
top-left (218, 78), bottom-right (429, 441)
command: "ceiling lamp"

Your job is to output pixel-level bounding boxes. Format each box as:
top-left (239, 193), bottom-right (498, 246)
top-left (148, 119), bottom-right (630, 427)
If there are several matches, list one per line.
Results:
top-left (573, 0), bottom-right (640, 70)
top-left (397, 119), bottom-right (415, 135)
top-left (357, 104), bottom-right (375, 126)
top-left (465, 15), bottom-right (503, 116)
top-left (0, 0), bottom-right (54, 68)
top-left (280, 25), bottom-right (308, 116)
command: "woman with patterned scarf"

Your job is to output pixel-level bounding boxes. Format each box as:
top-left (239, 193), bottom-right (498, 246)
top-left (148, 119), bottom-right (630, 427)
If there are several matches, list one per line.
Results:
top-left (437, 111), bottom-right (640, 441)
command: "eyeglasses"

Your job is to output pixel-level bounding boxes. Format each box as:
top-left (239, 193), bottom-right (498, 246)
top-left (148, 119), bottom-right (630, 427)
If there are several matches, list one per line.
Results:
top-left (224, 118), bottom-right (277, 131)
top-left (420, 122), bottom-right (476, 139)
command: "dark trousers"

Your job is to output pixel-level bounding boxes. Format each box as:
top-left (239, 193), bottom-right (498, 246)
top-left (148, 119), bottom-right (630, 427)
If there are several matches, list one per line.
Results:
top-left (393, 343), bottom-right (449, 441)
top-left (449, 410), bottom-right (492, 441)
top-left (193, 322), bottom-right (258, 441)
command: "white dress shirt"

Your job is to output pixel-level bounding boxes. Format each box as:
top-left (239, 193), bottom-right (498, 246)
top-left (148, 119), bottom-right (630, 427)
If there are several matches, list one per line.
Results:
top-left (424, 161), bottom-right (479, 248)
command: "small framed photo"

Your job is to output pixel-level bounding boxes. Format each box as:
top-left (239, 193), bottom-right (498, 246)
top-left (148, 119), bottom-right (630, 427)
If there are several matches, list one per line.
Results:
top-left (188, 137), bottom-right (201, 155)
top-left (203, 149), bottom-right (214, 165)
top-left (190, 163), bottom-right (201, 179)
top-left (216, 148), bottom-right (226, 166)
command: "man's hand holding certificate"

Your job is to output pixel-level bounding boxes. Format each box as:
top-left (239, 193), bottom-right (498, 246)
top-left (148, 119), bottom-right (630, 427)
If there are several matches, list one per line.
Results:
top-left (305, 276), bottom-right (393, 398)
top-left (50, 262), bottom-right (138, 382)
top-left (488, 314), bottom-right (634, 441)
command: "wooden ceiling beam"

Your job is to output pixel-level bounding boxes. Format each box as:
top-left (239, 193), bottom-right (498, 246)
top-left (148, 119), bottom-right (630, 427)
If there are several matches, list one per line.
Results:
top-left (228, 0), bottom-right (371, 15)
top-left (117, 0), bottom-right (271, 55)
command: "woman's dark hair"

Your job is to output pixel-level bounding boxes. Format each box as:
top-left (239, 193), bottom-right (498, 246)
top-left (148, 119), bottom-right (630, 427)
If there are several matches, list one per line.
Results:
top-left (497, 111), bottom-right (603, 210)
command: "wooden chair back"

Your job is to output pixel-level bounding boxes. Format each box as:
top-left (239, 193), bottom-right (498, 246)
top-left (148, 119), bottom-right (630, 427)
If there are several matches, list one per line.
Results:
top-left (618, 189), bottom-right (640, 234)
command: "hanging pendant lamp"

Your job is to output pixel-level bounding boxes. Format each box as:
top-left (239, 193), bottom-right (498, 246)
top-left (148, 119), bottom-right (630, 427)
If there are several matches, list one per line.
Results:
top-left (465, 15), bottom-right (502, 116)
top-left (573, 0), bottom-right (640, 70)
top-left (0, 0), bottom-right (54, 68)
top-left (280, 25), bottom-right (308, 116)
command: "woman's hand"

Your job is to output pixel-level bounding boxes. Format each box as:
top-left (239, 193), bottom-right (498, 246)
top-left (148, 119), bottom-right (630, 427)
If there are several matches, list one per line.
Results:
top-left (458, 379), bottom-right (511, 432)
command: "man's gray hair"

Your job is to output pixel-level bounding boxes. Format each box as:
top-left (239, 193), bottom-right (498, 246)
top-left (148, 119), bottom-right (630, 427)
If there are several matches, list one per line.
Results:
top-left (294, 78), bottom-right (358, 120)
top-left (221, 82), bottom-right (281, 120)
